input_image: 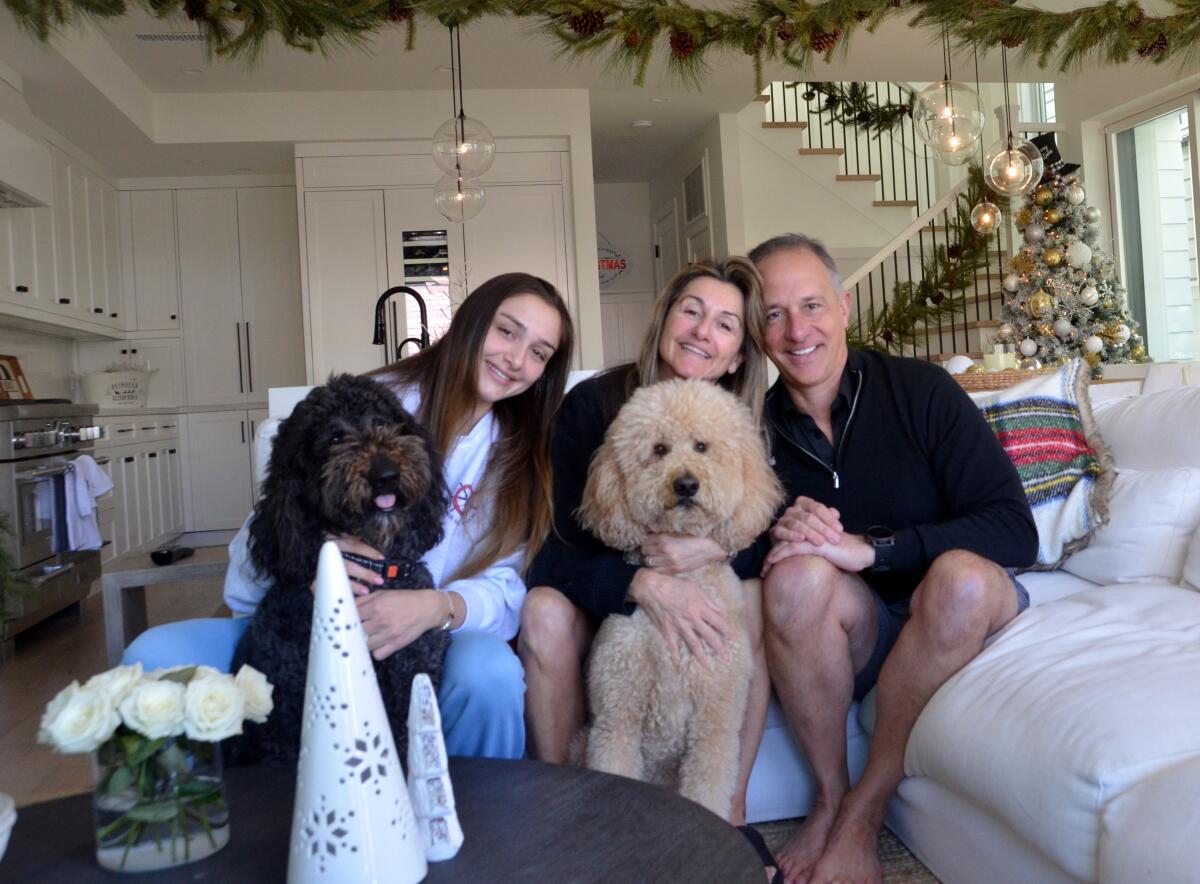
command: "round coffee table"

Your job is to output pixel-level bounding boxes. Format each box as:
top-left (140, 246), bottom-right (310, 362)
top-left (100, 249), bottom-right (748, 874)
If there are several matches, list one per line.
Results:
top-left (4, 757), bottom-right (763, 882)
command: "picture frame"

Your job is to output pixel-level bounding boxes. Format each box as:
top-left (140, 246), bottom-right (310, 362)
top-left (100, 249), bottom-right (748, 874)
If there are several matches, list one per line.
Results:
top-left (0, 355), bottom-right (33, 400)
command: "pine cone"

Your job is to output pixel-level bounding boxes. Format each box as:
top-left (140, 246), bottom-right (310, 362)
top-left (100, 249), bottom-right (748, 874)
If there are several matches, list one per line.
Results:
top-left (854, 11), bottom-right (870, 23)
top-left (623, 29), bottom-right (642, 48)
top-left (1000, 34), bottom-right (1024, 49)
top-left (183, 0), bottom-right (209, 22)
top-left (670, 29), bottom-right (697, 60)
top-left (1129, 3), bottom-right (1146, 29)
top-left (810, 27), bottom-right (843, 54)
top-left (776, 21), bottom-right (796, 44)
top-left (568, 10), bottom-right (607, 38)
top-left (385, 1), bottom-right (413, 23)
top-left (1136, 32), bottom-right (1168, 58)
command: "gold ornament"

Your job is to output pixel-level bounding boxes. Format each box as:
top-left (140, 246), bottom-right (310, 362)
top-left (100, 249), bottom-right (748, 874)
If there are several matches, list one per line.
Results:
top-left (1037, 321), bottom-right (1054, 337)
top-left (1016, 208), bottom-right (1034, 227)
top-left (1130, 344), bottom-right (1147, 361)
top-left (1044, 207), bottom-right (1063, 225)
top-left (1101, 297), bottom-right (1117, 311)
top-left (1034, 186), bottom-right (1055, 206)
top-left (1042, 247), bottom-right (1064, 267)
top-left (1056, 354), bottom-right (1072, 366)
top-left (1085, 351), bottom-right (1102, 368)
top-left (1027, 290), bottom-right (1054, 317)
top-left (964, 364), bottom-right (987, 374)
top-left (1012, 253), bottom-right (1036, 274)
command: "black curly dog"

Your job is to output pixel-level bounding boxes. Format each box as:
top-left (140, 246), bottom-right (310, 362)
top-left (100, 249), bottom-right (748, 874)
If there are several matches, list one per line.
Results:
top-left (231, 374), bottom-right (450, 764)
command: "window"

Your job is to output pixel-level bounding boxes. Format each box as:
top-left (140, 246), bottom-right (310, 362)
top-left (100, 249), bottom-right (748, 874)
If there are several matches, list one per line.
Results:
top-left (1112, 106), bottom-right (1199, 361)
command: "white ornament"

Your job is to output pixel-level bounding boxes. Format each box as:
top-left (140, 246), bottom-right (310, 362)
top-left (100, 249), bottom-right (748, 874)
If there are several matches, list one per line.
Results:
top-left (1080, 285), bottom-right (1100, 306)
top-left (996, 322), bottom-right (1014, 340)
top-left (943, 354), bottom-right (976, 375)
top-left (1019, 338), bottom-right (1038, 356)
top-left (1115, 323), bottom-right (1131, 344)
top-left (407, 674), bottom-right (464, 862)
top-left (1083, 205), bottom-right (1102, 224)
top-left (1053, 318), bottom-right (1075, 339)
top-left (1067, 241), bottom-right (1093, 269)
top-left (1065, 184), bottom-right (1086, 205)
top-left (289, 544), bottom-right (427, 884)
top-left (1084, 335), bottom-right (1104, 354)
top-left (1003, 273), bottom-right (1021, 293)
top-left (1023, 224), bottom-right (1045, 244)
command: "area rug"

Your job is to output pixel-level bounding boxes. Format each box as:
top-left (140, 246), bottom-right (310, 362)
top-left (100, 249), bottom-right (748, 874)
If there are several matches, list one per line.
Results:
top-left (755, 818), bottom-right (939, 883)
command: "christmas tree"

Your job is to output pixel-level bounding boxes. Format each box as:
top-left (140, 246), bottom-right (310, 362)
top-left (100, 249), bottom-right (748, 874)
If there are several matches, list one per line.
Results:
top-left (995, 134), bottom-right (1146, 376)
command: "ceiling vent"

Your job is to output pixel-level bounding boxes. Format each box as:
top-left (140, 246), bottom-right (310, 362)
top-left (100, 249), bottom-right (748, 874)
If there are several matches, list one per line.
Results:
top-left (134, 33), bottom-right (207, 43)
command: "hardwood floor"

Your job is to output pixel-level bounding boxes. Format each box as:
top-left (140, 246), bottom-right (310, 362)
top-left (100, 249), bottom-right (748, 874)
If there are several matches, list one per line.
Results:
top-left (0, 571), bottom-right (227, 808)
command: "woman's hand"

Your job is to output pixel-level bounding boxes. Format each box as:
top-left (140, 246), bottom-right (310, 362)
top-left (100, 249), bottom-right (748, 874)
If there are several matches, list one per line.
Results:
top-left (356, 590), bottom-right (444, 661)
top-left (307, 535), bottom-right (388, 596)
top-left (627, 569), bottom-right (733, 668)
top-left (770, 496), bottom-right (844, 547)
top-left (639, 534), bottom-right (729, 574)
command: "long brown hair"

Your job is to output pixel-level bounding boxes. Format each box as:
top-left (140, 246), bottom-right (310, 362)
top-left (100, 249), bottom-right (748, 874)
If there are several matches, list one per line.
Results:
top-left (369, 273), bottom-right (574, 581)
top-left (634, 257), bottom-right (767, 425)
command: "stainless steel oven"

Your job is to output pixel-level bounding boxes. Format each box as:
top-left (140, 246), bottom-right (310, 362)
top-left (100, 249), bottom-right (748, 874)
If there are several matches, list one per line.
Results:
top-left (0, 402), bottom-right (105, 654)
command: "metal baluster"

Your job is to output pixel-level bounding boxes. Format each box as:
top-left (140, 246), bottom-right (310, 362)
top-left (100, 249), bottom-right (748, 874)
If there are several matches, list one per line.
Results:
top-left (919, 222), bottom-right (931, 359)
top-left (887, 83), bottom-right (898, 204)
top-left (905, 240), bottom-right (916, 358)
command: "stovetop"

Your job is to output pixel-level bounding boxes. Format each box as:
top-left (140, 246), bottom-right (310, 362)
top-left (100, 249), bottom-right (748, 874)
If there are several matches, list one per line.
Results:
top-left (0, 401), bottom-right (99, 421)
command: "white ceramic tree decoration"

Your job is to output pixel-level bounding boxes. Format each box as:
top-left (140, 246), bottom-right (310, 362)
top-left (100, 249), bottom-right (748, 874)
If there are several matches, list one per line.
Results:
top-left (406, 673), bottom-right (464, 862)
top-left (288, 542), bottom-right (427, 884)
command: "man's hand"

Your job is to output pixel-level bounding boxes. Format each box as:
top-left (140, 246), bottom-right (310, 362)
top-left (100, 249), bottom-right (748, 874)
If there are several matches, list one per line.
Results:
top-left (640, 534), bottom-right (728, 575)
top-left (627, 569), bottom-right (734, 668)
top-left (771, 496), bottom-right (844, 547)
top-left (356, 589), bottom-right (442, 661)
top-left (763, 533), bottom-right (876, 575)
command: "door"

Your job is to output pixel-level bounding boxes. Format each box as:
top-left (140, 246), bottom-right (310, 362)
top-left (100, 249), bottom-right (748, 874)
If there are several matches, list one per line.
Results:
top-left (237, 187), bottom-right (306, 402)
top-left (178, 188), bottom-right (246, 405)
top-left (653, 202), bottom-right (681, 292)
top-left (304, 189), bottom-right (389, 379)
top-left (86, 176), bottom-right (109, 322)
top-left (127, 191), bottom-right (181, 331)
top-left (165, 443), bottom-right (185, 535)
top-left (101, 184), bottom-right (123, 326)
top-left (113, 452), bottom-right (141, 554)
top-left (462, 184), bottom-right (569, 305)
top-left (68, 162), bottom-right (92, 320)
top-left (185, 410), bottom-right (253, 531)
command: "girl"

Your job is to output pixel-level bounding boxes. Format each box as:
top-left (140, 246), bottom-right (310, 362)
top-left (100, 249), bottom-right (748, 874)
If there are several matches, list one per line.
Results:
top-left (124, 272), bottom-right (574, 760)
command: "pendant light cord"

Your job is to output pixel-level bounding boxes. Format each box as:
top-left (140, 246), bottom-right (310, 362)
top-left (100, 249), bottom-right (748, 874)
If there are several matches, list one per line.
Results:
top-left (1001, 47), bottom-right (1014, 149)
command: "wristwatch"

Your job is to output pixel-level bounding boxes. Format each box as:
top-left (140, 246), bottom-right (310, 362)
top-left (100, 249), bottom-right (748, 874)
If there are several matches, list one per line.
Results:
top-left (865, 526), bottom-right (895, 573)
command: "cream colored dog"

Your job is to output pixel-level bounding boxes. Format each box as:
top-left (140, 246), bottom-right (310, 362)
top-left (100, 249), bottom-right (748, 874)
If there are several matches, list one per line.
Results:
top-left (578, 378), bottom-right (783, 819)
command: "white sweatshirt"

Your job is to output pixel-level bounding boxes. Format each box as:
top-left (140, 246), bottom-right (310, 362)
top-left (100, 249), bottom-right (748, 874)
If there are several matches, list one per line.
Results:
top-left (223, 384), bottom-right (527, 640)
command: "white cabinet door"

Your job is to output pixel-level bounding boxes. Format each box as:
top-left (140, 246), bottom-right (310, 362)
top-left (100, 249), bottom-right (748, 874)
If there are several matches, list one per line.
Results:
top-left (0, 212), bottom-right (13, 305)
top-left (127, 191), bottom-right (181, 331)
top-left (178, 189), bottom-right (246, 406)
top-left (462, 184), bottom-right (569, 301)
top-left (247, 406), bottom-right (269, 501)
top-left (101, 184), bottom-right (123, 327)
top-left (237, 188), bottom-right (305, 402)
top-left (50, 146), bottom-right (75, 313)
top-left (185, 410), bottom-right (253, 531)
top-left (33, 206), bottom-right (57, 311)
top-left (6, 209), bottom-right (46, 309)
top-left (67, 161), bottom-right (92, 321)
top-left (86, 176), bottom-right (109, 322)
top-left (165, 443), bottom-right (185, 535)
top-left (304, 189), bottom-right (389, 379)
top-left (113, 451), bottom-right (142, 554)
top-left (140, 448), bottom-right (163, 543)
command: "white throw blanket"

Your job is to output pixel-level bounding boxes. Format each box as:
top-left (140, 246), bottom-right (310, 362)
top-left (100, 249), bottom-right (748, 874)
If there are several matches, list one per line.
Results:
top-left (65, 454), bottom-right (113, 551)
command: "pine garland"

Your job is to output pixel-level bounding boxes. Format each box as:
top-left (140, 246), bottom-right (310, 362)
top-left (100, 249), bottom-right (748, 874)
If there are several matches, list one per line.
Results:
top-left (850, 166), bottom-right (1009, 353)
top-left (786, 81), bottom-right (914, 137)
top-left (9, 0), bottom-right (1200, 76)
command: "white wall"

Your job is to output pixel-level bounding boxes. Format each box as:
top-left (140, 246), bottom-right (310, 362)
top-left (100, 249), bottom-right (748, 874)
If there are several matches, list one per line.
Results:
top-left (650, 116), bottom-right (728, 262)
top-left (596, 182), bottom-right (655, 367)
top-left (0, 326), bottom-right (75, 400)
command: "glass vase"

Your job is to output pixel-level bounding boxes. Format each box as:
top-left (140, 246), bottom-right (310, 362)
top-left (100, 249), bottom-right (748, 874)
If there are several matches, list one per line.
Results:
top-left (92, 734), bottom-right (230, 872)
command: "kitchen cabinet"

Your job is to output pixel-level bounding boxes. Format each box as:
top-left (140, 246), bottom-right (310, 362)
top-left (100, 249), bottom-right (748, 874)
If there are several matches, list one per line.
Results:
top-left (76, 338), bottom-right (184, 407)
top-left (95, 416), bottom-right (185, 561)
top-left (178, 187), bottom-right (304, 405)
top-left (184, 410), bottom-right (255, 530)
top-left (121, 190), bottom-right (180, 331)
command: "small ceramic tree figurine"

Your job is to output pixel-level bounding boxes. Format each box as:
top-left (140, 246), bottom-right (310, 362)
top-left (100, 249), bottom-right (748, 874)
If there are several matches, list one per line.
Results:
top-left (407, 673), bottom-right (464, 862)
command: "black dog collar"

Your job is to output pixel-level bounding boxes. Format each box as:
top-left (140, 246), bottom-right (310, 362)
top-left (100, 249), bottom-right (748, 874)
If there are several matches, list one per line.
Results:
top-left (341, 551), bottom-right (424, 588)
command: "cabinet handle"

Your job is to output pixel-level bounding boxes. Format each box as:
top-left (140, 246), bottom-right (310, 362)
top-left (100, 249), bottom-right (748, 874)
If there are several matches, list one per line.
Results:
top-left (148, 452), bottom-right (157, 458)
top-left (131, 349), bottom-right (137, 354)
top-left (58, 298), bottom-right (71, 304)
top-left (111, 312), bottom-right (118, 318)
top-left (161, 425), bottom-right (176, 429)
top-left (123, 456), bottom-right (135, 463)
top-left (245, 322), bottom-right (253, 392)
top-left (120, 349), bottom-right (127, 355)
top-left (240, 421), bottom-right (245, 444)
top-left (93, 307), bottom-right (103, 314)
top-left (116, 428), bottom-right (134, 434)
top-left (235, 323), bottom-right (244, 394)
top-left (15, 285), bottom-right (28, 293)
top-left (168, 448), bottom-right (177, 454)
top-left (170, 314), bottom-right (177, 320)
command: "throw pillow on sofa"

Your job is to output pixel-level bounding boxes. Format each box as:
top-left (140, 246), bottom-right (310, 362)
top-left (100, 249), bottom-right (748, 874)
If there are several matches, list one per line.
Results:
top-left (1184, 527), bottom-right (1200, 592)
top-left (970, 359), bottom-right (1113, 569)
top-left (1061, 467), bottom-right (1200, 585)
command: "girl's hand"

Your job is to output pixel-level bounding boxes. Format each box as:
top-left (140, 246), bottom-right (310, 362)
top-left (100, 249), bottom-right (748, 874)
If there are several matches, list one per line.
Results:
top-left (639, 534), bottom-right (729, 574)
top-left (355, 589), bottom-right (443, 660)
top-left (309, 535), bottom-right (386, 596)
top-left (627, 569), bottom-right (733, 668)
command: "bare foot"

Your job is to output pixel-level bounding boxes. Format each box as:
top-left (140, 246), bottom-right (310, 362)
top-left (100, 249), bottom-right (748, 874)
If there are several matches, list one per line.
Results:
top-left (776, 801), bottom-right (838, 884)
top-left (807, 810), bottom-right (883, 884)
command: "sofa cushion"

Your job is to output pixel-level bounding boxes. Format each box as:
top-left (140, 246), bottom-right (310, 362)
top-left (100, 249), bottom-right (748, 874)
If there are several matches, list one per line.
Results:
top-left (905, 585), bottom-right (1200, 882)
top-left (1186, 528), bottom-right (1200, 592)
top-left (1061, 467), bottom-right (1200, 585)
top-left (1093, 385), bottom-right (1200, 470)
top-left (1099, 754), bottom-right (1200, 883)
top-left (971, 359), bottom-right (1112, 569)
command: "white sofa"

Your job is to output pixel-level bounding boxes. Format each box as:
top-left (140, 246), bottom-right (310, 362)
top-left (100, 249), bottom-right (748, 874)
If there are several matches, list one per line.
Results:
top-left (745, 372), bottom-right (1200, 884)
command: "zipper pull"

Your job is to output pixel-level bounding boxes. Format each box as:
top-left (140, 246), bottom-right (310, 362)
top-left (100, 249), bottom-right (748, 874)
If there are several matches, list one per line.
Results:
top-left (833, 471), bottom-right (840, 490)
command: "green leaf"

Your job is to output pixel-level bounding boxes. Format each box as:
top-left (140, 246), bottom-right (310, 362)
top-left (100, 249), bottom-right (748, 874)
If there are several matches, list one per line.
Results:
top-left (105, 766), bottom-right (135, 796)
top-left (126, 800), bottom-right (180, 823)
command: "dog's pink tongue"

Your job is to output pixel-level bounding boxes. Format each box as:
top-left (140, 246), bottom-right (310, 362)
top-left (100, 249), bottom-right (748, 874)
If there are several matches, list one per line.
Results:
top-left (374, 493), bottom-right (397, 511)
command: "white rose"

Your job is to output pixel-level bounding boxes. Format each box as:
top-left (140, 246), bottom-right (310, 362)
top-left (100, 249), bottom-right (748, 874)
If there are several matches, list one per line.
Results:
top-left (84, 663), bottom-right (143, 705)
top-left (191, 665), bottom-right (225, 683)
top-left (37, 683), bottom-right (120, 753)
top-left (184, 675), bottom-right (245, 741)
top-left (234, 665), bottom-right (274, 724)
top-left (118, 680), bottom-right (186, 739)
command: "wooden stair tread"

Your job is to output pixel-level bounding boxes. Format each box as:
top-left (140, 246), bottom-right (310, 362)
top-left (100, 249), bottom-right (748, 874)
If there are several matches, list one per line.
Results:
top-left (925, 319), bottom-right (1002, 332)
top-left (874, 200), bottom-right (918, 207)
top-left (762, 121), bottom-right (808, 129)
top-left (797, 148), bottom-right (845, 156)
top-left (835, 174), bottom-right (882, 182)
top-left (754, 94), bottom-right (770, 103)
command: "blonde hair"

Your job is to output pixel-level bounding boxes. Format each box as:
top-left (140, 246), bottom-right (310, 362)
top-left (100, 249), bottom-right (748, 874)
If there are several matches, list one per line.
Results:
top-left (633, 257), bottom-right (767, 426)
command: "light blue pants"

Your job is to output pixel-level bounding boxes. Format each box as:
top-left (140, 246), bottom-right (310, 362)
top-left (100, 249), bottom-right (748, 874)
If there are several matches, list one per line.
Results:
top-left (122, 619), bottom-right (526, 759)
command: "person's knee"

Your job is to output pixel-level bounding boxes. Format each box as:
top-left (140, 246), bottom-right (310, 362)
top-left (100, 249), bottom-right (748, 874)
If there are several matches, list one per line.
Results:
top-left (763, 555), bottom-right (843, 631)
top-left (518, 586), bottom-right (584, 665)
top-left (912, 551), bottom-right (997, 645)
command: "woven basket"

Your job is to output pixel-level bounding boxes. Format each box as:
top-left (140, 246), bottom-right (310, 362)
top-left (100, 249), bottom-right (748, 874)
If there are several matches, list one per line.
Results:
top-left (953, 367), bottom-right (1057, 392)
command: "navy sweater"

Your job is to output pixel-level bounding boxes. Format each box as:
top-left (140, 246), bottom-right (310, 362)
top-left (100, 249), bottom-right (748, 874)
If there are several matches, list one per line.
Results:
top-left (764, 348), bottom-right (1038, 602)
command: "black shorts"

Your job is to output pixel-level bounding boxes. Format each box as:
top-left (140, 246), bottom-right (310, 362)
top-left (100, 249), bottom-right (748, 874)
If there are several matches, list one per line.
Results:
top-left (852, 569), bottom-right (1030, 701)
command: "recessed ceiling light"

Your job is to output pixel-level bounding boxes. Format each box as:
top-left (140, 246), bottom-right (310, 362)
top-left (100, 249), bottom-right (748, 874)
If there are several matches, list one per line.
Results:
top-left (631, 120), bottom-right (653, 128)
top-left (650, 97), bottom-right (668, 103)
top-left (182, 68), bottom-right (204, 76)
top-left (435, 66), bottom-right (453, 73)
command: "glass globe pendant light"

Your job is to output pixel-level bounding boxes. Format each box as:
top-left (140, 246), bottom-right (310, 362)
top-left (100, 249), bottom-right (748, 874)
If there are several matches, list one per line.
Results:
top-left (914, 31), bottom-right (984, 166)
top-left (983, 47), bottom-right (1042, 198)
top-left (968, 46), bottom-right (1002, 234)
top-left (434, 174), bottom-right (486, 223)
top-left (434, 25), bottom-right (490, 222)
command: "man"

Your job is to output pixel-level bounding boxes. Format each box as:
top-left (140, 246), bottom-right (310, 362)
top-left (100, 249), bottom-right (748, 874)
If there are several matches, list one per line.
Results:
top-left (748, 234), bottom-right (1038, 884)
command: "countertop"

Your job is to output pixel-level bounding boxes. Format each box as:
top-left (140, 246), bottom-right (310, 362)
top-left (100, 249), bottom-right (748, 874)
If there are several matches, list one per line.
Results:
top-left (93, 403), bottom-right (259, 416)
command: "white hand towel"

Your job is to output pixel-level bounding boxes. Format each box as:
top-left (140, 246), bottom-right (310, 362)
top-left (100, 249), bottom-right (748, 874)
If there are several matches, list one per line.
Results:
top-left (65, 455), bottom-right (111, 551)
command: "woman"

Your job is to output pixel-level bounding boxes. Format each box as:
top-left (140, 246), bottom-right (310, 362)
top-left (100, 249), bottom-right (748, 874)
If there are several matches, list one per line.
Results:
top-left (519, 257), bottom-right (771, 823)
top-left (124, 272), bottom-right (574, 760)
